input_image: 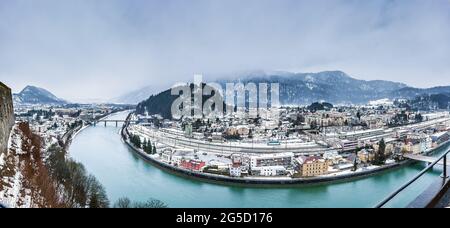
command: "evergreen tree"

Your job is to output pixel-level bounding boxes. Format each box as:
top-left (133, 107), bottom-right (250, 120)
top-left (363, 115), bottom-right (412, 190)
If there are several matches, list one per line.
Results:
top-left (143, 139), bottom-right (148, 153)
top-left (131, 135), bottom-right (142, 148)
top-left (374, 138), bottom-right (386, 165)
top-left (152, 143), bottom-right (157, 155)
top-left (145, 140), bottom-right (153, 154)
top-left (136, 136), bottom-right (141, 148)
top-left (150, 141), bottom-right (154, 154)
top-left (352, 152), bottom-right (358, 172)
top-left (415, 113), bottom-right (423, 122)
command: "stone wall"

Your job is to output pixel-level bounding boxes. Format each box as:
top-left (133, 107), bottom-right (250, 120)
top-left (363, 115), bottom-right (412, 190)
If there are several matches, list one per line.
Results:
top-left (0, 82), bottom-right (14, 154)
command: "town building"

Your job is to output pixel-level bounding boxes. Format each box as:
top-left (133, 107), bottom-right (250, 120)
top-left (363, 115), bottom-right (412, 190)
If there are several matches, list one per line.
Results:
top-left (250, 153), bottom-right (293, 168)
top-left (372, 142), bottom-right (395, 156)
top-left (358, 149), bottom-right (375, 163)
top-left (296, 156), bottom-right (328, 177)
top-left (251, 166), bottom-right (286, 177)
top-left (229, 164), bottom-right (242, 177)
top-left (180, 159), bottom-right (206, 171)
top-left (340, 139), bottom-right (358, 151)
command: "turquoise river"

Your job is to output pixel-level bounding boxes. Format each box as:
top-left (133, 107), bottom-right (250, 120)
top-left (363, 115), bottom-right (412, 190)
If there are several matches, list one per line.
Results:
top-left (69, 112), bottom-right (449, 208)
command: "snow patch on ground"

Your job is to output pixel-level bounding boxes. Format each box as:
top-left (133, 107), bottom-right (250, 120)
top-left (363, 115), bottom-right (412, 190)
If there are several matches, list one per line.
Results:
top-left (10, 128), bottom-right (25, 155)
top-left (7, 125), bottom-right (15, 149)
top-left (0, 153), bottom-right (4, 169)
top-left (0, 125), bottom-right (32, 208)
top-left (0, 167), bottom-right (24, 208)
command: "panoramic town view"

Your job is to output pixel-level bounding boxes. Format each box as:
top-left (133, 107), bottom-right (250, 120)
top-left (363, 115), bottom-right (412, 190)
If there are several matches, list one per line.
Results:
top-left (1, 0), bottom-right (450, 213)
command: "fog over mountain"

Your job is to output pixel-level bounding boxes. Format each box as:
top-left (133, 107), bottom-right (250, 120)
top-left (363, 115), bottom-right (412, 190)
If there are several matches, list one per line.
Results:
top-left (127, 70), bottom-right (450, 107)
top-left (112, 85), bottom-right (168, 105)
top-left (217, 71), bottom-right (409, 105)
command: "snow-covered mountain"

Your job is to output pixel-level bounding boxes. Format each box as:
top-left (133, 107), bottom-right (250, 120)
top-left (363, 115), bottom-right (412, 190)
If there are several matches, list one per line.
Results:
top-left (13, 86), bottom-right (67, 105)
top-left (217, 71), bottom-right (409, 105)
top-left (124, 70), bottom-right (450, 106)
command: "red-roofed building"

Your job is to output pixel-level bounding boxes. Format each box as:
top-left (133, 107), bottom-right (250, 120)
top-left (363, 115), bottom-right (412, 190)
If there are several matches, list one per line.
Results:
top-left (180, 159), bottom-right (206, 171)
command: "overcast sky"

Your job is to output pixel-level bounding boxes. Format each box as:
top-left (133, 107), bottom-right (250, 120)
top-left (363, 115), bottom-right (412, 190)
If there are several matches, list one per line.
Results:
top-left (1, 0), bottom-right (450, 102)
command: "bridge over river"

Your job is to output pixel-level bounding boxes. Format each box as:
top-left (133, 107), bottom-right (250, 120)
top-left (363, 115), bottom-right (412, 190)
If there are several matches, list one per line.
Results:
top-left (404, 154), bottom-right (449, 166)
top-left (93, 119), bottom-right (136, 127)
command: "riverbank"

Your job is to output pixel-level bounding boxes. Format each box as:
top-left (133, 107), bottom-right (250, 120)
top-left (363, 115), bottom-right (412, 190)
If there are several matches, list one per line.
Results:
top-left (121, 123), bottom-right (425, 187)
top-left (61, 124), bottom-right (85, 150)
top-left (63, 110), bottom-right (132, 150)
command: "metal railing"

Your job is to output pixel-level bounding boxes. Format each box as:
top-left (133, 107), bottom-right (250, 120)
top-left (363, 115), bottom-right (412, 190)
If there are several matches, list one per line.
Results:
top-left (375, 149), bottom-right (449, 208)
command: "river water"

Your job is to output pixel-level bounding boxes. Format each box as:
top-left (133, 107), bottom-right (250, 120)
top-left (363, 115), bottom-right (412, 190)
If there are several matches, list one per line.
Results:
top-left (69, 112), bottom-right (448, 208)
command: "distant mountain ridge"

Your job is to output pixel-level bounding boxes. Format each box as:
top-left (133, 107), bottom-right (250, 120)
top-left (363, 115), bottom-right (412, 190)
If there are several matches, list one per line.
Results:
top-left (390, 86), bottom-right (450, 99)
top-left (217, 71), bottom-right (409, 105)
top-left (129, 70), bottom-right (449, 109)
top-left (13, 86), bottom-right (67, 105)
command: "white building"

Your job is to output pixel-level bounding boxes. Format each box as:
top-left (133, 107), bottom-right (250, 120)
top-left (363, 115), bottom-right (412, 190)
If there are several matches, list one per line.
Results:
top-left (160, 148), bottom-right (174, 163)
top-left (250, 153), bottom-right (294, 168)
top-left (251, 166), bottom-right (286, 177)
top-left (229, 165), bottom-right (242, 177)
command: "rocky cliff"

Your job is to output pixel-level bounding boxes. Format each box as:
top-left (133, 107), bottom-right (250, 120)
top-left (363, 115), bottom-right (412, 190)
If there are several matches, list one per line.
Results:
top-left (0, 82), bottom-right (14, 155)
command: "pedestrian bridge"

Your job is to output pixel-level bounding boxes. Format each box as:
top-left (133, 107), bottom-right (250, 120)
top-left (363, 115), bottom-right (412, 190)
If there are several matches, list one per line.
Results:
top-left (404, 154), bottom-right (448, 166)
